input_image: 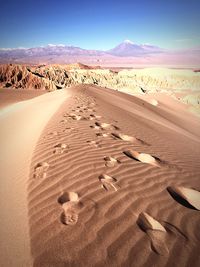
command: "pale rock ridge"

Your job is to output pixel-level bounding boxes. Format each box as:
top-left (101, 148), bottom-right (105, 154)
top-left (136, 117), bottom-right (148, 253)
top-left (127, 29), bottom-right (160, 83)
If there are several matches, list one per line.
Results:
top-left (0, 64), bottom-right (200, 114)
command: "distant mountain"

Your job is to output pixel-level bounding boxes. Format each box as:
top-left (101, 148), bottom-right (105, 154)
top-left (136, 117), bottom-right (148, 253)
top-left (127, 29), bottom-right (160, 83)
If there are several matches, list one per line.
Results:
top-left (0, 40), bottom-right (164, 60)
top-left (107, 40), bottom-right (164, 57)
top-left (0, 44), bottom-right (105, 60)
top-left (0, 41), bottom-right (199, 67)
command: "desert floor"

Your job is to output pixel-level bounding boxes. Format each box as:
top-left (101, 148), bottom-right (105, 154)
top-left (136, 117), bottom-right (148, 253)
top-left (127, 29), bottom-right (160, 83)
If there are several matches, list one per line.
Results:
top-left (0, 85), bottom-right (200, 267)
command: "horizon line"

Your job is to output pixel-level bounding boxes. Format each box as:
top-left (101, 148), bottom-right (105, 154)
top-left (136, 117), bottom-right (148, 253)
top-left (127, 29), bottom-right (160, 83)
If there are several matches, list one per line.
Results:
top-left (0, 40), bottom-right (199, 51)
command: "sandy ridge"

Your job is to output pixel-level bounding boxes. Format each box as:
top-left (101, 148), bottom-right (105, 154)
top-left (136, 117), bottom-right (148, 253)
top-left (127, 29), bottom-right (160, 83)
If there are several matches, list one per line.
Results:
top-left (0, 89), bottom-right (70, 266)
top-left (28, 85), bottom-right (200, 267)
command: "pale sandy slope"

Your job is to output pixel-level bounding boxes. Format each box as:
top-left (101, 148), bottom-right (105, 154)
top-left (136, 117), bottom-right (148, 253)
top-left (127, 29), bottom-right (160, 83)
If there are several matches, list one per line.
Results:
top-left (0, 90), bottom-right (69, 266)
top-left (0, 88), bottom-right (46, 109)
top-left (29, 85), bottom-right (200, 267)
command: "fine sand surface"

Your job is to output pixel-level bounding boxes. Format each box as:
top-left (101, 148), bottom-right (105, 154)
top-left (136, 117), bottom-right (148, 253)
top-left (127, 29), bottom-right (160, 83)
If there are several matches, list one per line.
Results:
top-left (0, 88), bottom-right (46, 109)
top-left (28, 85), bottom-right (200, 267)
top-left (0, 90), bottom-right (69, 266)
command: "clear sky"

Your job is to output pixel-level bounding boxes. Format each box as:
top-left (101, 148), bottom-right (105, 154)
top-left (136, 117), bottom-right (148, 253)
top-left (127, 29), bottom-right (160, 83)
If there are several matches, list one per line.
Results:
top-left (0, 0), bottom-right (200, 50)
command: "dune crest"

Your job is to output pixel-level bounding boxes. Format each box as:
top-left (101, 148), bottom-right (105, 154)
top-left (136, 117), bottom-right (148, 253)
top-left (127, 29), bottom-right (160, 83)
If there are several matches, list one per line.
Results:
top-left (0, 89), bottom-right (68, 266)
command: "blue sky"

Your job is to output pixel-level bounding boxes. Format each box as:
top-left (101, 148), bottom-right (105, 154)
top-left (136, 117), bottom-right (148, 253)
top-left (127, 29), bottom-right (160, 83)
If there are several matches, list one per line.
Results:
top-left (0, 0), bottom-right (200, 50)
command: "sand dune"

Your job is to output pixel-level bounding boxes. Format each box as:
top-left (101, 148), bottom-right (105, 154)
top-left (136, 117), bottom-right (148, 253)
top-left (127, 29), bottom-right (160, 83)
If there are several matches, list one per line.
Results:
top-left (0, 88), bottom-right (46, 109)
top-left (25, 85), bottom-right (200, 267)
top-left (0, 89), bottom-right (69, 266)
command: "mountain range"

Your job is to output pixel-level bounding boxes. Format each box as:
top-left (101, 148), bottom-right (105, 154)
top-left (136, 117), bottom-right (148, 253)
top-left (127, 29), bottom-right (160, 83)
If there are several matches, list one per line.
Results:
top-left (0, 40), bottom-right (199, 67)
top-left (107, 40), bottom-right (165, 57)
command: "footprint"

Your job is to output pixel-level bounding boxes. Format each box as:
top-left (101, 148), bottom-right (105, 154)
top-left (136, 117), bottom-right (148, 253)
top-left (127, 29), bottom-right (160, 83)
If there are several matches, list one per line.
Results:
top-left (89, 114), bottom-right (101, 120)
top-left (58, 191), bottom-right (79, 204)
top-left (112, 133), bottom-right (136, 142)
top-left (96, 133), bottom-right (108, 137)
top-left (63, 127), bottom-right (74, 133)
top-left (167, 186), bottom-right (200, 210)
top-left (90, 125), bottom-right (102, 130)
top-left (53, 143), bottom-right (68, 154)
top-left (63, 113), bottom-right (70, 117)
top-left (99, 174), bottom-right (120, 191)
top-left (149, 99), bottom-right (158, 106)
top-left (95, 122), bottom-right (110, 129)
top-left (137, 212), bottom-right (169, 256)
top-left (123, 150), bottom-right (161, 167)
top-left (71, 115), bottom-right (84, 121)
top-left (71, 115), bottom-right (87, 121)
top-left (95, 115), bottom-right (102, 120)
top-left (88, 108), bottom-right (96, 112)
top-left (104, 156), bottom-right (120, 167)
top-left (60, 119), bottom-right (67, 123)
top-left (87, 140), bottom-right (101, 148)
top-left (112, 133), bottom-right (148, 145)
top-left (34, 162), bottom-right (49, 179)
top-left (89, 102), bottom-right (95, 106)
top-left (89, 115), bottom-right (95, 120)
top-left (65, 113), bottom-right (76, 118)
top-left (95, 122), bottom-right (119, 130)
top-left (48, 131), bottom-right (58, 137)
top-left (66, 113), bottom-right (86, 121)
top-left (58, 192), bottom-right (80, 225)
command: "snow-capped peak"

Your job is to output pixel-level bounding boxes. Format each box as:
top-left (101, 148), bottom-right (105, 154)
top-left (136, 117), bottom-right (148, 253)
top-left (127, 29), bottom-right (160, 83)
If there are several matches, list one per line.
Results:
top-left (123, 39), bottom-right (134, 45)
top-left (0, 47), bottom-right (26, 51)
top-left (47, 44), bottom-right (66, 47)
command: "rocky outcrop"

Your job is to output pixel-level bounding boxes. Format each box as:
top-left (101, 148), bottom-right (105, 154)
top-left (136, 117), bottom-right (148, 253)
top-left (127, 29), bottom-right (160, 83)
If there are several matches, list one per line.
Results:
top-left (1, 64), bottom-right (200, 95)
top-left (0, 63), bottom-right (101, 90)
top-left (1, 64), bottom-right (200, 114)
top-left (0, 64), bottom-right (57, 90)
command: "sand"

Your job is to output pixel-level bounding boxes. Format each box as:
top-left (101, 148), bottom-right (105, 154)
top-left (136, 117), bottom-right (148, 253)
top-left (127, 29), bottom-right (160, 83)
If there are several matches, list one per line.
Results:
top-left (1, 84), bottom-right (200, 267)
top-left (0, 88), bottom-right (46, 109)
top-left (27, 85), bottom-right (200, 267)
top-left (0, 90), bottom-right (69, 266)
